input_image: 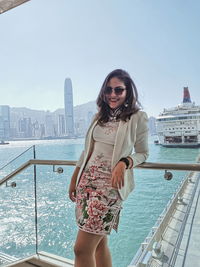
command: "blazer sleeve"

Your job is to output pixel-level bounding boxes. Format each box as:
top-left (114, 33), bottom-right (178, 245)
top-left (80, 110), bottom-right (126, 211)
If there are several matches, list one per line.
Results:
top-left (75, 150), bottom-right (85, 168)
top-left (129, 111), bottom-right (149, 168)
top-left (75, 114), bottom-right (98, 168)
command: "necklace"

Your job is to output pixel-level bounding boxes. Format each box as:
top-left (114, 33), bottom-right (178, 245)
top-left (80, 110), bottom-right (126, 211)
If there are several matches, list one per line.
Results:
top-left (108, 106), bottom-right (122, 122)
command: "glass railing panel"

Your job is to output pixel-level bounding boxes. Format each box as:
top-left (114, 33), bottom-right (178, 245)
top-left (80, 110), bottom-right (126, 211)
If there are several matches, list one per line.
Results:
top-left (0, 167), bottom-right (36, 266)
top-left (111, 132), bottom-right (199, 267)
top-left (109, 167), bottom-right (190, 267)
top-left (36, 164), bottom-right (76, 260)
top-left (0, 146), bottom-right (35, 181)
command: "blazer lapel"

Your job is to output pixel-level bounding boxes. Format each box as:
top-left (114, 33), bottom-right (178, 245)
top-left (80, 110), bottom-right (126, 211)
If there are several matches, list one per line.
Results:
top-left (85, 120), bottom-right (98, 158)
top-left (111, 120), bottom-right (128, 169)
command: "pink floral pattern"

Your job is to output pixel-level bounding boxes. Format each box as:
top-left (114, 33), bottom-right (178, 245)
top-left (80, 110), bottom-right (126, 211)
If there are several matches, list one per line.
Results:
top-left (76, 154), bottom-right (122, 235)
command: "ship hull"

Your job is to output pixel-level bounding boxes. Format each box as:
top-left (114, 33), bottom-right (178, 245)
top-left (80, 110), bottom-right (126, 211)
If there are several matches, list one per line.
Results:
top-left (161, 143), bottom-right (200, 148)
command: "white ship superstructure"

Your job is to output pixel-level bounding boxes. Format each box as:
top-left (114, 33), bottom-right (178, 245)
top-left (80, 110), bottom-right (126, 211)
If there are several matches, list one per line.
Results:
top-left (156, 87), bottom-right (200, 148)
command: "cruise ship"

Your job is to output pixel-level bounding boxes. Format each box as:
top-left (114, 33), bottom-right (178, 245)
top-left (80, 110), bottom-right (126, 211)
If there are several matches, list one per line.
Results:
top-left (156, 87), bottom-right (200, 148)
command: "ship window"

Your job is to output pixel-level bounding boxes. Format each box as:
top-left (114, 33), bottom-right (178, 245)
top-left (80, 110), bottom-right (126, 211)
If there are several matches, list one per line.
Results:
top-left (180, 128), bottom-right (182, 129)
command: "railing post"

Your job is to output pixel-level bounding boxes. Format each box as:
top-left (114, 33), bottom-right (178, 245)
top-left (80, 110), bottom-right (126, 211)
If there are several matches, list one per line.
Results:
top-left (33, 145), bottom-right (39, 254)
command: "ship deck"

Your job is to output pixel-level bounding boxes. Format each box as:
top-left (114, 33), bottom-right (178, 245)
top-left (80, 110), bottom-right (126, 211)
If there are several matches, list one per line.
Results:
top-left (149, 171), bottom-right (200, 267)
top-left (129, 166), bottom-right (200, 267)
top-left (0, 251), bottom-right (74, 267)
top-left (173, 172), bottom-right (200, 266)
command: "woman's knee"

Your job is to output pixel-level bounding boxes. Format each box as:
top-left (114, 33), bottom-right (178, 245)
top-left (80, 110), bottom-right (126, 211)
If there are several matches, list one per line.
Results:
top-left (74, 239), bottom-right (95, 257)
top-left (74, 243), bottom-right (86, 257)
top-left (74, 230), bottom-right (105, 257)
top-left (96, 236), bottom-right (108, 254)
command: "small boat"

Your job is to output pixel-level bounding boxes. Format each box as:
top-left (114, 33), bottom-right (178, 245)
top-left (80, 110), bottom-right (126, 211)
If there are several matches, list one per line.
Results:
top-left (0, 141), bottom-right (9, 145)
top-left (154, 140), bottom-right (160, 145)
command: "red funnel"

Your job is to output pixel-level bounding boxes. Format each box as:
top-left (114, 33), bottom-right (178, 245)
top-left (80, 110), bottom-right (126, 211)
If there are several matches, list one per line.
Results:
top-left (183, 87), bottom-right (191, 103)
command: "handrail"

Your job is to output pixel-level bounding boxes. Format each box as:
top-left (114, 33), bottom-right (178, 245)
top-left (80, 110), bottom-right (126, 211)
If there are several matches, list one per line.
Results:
top-left (129, 171), bottom-right (198, 267)
top-left (0, 145), bottom-right (35, 170)
top-left (0, 160), bottom-right (76, 186)
top-left (0, 159), bottom-right (200, 186)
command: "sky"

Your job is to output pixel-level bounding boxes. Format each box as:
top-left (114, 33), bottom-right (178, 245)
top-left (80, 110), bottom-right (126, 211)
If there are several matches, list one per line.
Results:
top-left (0, 0), bottom-right (199, 117)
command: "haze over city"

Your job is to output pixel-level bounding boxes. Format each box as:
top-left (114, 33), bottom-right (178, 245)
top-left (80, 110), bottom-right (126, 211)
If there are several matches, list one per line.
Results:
top-left (0, 0), bottom-right (199, 117)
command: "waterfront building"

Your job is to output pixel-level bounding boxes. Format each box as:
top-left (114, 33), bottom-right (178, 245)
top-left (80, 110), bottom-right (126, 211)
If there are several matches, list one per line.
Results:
top-left (45, 114), bottom-right (55, 137)
top-left (0, 105), bottom-right (10, 140)
top-left (18, 117), bottom-right (32, 138)
top-left (32, 120), bottom-right (43, 139)
top-left (57, 114), bottom-right (65, 136)
top-left (64, 78), bottom-right (74, 137)
top-left (74, 118), bottom-right (87, 137)
top-left (40, 123), bottom-right (45, 138)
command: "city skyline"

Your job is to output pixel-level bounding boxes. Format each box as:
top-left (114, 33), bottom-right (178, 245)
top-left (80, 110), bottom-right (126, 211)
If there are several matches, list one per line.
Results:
top-left (0, 1), bottom-right (199, 117)
top-left (0, 102), bottom-right (156, 140)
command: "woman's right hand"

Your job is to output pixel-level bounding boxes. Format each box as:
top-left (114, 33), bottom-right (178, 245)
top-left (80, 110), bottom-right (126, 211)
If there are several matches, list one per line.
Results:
top-left (68, 166), bottom-right (80, 202)
top-left (69, 181), bottom-right (76, 202)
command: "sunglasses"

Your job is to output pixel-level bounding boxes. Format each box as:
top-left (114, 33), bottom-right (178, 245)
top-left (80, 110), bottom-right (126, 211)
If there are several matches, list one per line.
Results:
top-left (104, 86), bottom-right (126, 95)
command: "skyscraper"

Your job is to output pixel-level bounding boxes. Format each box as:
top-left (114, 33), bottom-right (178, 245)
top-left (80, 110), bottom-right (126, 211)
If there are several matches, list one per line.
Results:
top-left (45, 113), bottom-right (55, 137)
top-left (64, 78), bottom-right (74, 137)
top-left (0, 105), bottom-right (10, 140)
top-left (58, 114), bottom-right (65, 136)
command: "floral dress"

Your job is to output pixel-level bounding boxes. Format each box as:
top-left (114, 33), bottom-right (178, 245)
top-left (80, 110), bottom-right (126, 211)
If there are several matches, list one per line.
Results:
top-left (75, 121), bottom-right (122, 235)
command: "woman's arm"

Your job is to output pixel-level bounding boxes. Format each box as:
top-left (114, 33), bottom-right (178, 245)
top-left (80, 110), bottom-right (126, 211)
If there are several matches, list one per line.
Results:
top-left (69, 166), bottom-right (80, 202)
top-left (111, 111), bottom-right (149, 189)
top-left (111, 161), bottom-right (126, 189)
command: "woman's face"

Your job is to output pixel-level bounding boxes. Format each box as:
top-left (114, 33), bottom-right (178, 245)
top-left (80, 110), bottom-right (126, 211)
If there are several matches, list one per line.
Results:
top-left (105, 77), bottom-right (127, 109)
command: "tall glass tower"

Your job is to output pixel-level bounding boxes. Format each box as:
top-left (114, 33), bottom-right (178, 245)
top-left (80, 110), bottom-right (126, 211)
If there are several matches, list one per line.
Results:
top-left (64, 78), bottom-right (74, 137)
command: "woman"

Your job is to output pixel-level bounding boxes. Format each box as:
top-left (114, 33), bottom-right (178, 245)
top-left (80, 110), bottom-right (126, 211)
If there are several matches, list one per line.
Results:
top-left (69, 69), bottom-right (149, 267)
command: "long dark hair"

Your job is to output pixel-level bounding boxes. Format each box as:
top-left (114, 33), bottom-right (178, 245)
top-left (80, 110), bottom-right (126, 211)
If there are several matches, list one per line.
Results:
top-left (96, 69), bottom-right (141, 124)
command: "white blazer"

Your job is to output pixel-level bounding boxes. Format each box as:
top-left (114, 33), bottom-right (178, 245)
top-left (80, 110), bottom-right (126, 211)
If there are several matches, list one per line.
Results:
top-left (76, 110), bottom-right (149, 200)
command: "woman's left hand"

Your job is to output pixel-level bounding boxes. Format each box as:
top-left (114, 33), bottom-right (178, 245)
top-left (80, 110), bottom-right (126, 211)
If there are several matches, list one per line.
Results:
top-left (111, 161), bottom-right (126, 189)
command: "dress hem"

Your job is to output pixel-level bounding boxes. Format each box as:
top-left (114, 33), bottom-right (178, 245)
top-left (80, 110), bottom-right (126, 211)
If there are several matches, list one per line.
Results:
top-left (77, 226), bottom-right (109, 236)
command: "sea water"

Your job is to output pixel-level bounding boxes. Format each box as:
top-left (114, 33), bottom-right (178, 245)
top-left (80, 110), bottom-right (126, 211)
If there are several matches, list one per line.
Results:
top-left (0, 137), bottom-right (199, 267)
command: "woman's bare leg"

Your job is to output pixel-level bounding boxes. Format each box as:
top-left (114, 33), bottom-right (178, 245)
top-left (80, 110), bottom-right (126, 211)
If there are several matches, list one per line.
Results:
top-left (95, 236), bottom-right (112, 267)
top-left (74, 230), bottom-right (104, 267)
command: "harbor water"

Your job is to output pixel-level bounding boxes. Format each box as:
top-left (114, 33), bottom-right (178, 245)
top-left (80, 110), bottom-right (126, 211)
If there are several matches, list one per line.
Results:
top-left (0, 137), bottom-right (199, 267)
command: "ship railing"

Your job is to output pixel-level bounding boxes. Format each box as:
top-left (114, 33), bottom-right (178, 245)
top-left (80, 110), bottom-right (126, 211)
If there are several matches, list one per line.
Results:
top-left (128, 157), bottom-right (200, 267)
top-left (0, 146), bottom-right (200, 266)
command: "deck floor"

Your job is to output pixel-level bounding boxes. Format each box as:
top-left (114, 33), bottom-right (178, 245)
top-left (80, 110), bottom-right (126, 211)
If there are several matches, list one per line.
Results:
top-left (158, 172), bottom-right (200, 267)
top-left (174, 172), bottom-right (200, 267)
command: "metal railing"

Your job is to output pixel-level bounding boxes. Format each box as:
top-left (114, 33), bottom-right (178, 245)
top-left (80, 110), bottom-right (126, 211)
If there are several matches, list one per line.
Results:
top-left (0, 154), bottom-right (200, 267)
top-left (1, 159), bottom-right (200, 186)
top-left (129, 157), bottom-right (200, 267)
